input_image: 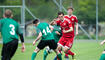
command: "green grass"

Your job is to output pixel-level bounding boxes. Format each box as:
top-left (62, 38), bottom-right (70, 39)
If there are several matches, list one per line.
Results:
top-left (0, 40), bottom-right (104, 60)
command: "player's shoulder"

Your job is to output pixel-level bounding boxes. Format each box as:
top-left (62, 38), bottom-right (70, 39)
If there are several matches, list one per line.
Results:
top-left (0, 18), bottom-right (7, 21)
top-left (11, 19), bottom-right (19, 24)
top-left (41, 22), bottom-right (48, 25)
top-left (38, 22), bottom-right (49, 27)
top-left (72, 15), bottom-right (77, 18)
top-left (64, 19), bottom-right (71, 24)
top-left (64, 15), bottom-right (69, 18)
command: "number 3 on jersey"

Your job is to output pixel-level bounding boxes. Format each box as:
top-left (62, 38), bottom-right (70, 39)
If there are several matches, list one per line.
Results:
top-left (43, 26), bottom-right (51, 35)
top-left (9, 24), bottom-right (15, 35)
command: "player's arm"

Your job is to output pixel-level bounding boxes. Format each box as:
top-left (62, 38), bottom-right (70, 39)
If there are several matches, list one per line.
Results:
top-left (75, 16), bottom-right (78, 35)
top-left (63, 21), bottom-right (73, 33)
top-left (50, 19), bottom-right (57, 25)
top-left (19, 34), bottom-right (25, 52)
top-left (49, 25), bottom-right (54, 32)
top-left (63, 27), bottom-right (73, 33)
top-left (0, 20), bottom-right (3, 29)
top-left (76, 23), bottom-right (78, 35)
top-left (17, 24), bottom-right (25, 52)
top-left (55, 31), bottom-right (61, 35)
top-left (33, 32), bottom-right (42, 46)
top-left (100, 40), bottom-right (105, 45)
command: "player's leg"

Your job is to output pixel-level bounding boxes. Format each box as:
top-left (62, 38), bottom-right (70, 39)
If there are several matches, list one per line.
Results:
top-left (54, 49), bottom-right (62, 60)
top-left (100, 51), bottom-right (105, 60)
top-left (31, 47), bottom-right (40, 60)
top-left (43, 46), bottom-right (52, 60)
top-left (49, 40), bottom-right (62, 60)
top-left (10, 39), bottom-right (18, 59)
top-left (1, 40), bottom-right (18, 60)
top-left (31, 40), bottom-right (46, 60)
top-left (43, 49), bottom-right (48, 60)
top-left (64, 38), bottom-right (75, 60)
top-left (1, 44), bottom-right (10, 60)
top-left (65, 37), bottom-right (75, 59)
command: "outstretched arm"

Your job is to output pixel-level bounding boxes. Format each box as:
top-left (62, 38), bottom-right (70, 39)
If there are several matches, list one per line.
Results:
top-left (49, 25), bottom-right (54, 32)
top-left (100, 40), bottom-right (105, 45)
top-left (50, 19), bottom-right (57, 25)
top-left (76, 23), bottom-right (78, 35)
top-left (63, 27), bottom-right (73, 33)
top-left (33, 32), bottom-right (42, 46)
top-left (19, 34), bottom-right (25, 52)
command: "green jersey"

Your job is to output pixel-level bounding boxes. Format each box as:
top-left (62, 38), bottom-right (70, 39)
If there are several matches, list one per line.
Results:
top-left (0, 18), bottom-right (22, 44)
top-left (52, 25), bottom-right (61, 43)
top-left (37, 22), bottom-right (54, 40)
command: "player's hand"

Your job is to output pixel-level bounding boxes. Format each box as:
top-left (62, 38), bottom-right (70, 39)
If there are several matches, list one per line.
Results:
top-left (55, 31), bottom-right (60, 35)
top-left (33, 40), bottom-right (36, 46)
top-left (100, 40), bottom-right (105, 45)
top-left (21, 43), bottom-right (25, 52)
top-left (53, 19), bottom-right (57, 21)
top-left (76, 32), bottom-right (78, 35)
top-left (63, 30), bottom-right (67, 33)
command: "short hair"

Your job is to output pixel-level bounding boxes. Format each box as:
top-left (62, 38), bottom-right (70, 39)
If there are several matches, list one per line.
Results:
top-left (67, 6), bottom-right (74, 11)
top-left (58, 12), bottom-right (64, 16)
top-left (4, 9), bottom-right (12, 18)
top-left (33, 19), bottom-right (39, 24)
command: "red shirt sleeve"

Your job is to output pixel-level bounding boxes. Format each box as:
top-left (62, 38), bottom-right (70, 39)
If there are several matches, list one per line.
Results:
top-left (75, 16), bottom-right (78, 23)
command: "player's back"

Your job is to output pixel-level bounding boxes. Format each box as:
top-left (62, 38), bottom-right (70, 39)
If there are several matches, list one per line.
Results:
top-left (0, 18), bottom-right (19, 44)
top-left (52, 25), bottom-right (61, 43)
top-left (37, 22), bottom-right (54, 40)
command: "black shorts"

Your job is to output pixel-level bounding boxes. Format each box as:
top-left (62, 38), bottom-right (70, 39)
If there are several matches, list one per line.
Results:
top-left (37, 40), bottom-right (57, 50)
top-left (1, 39), bottom-right (18, 60)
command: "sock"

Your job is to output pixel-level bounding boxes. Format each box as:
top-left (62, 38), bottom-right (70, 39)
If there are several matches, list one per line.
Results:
top-left (100, 54), bottom-right (105, 60)
top-left (31, 52), bottom-right (37, 60)
top-left (57, 56), bottom-right (60, 60)
top-left (67, 50), bottom-right (74, 56)
top-left (43, 50), bottom-right (48, 60)
top-left (57, 54), bottom-right (62, 60)
top-left (59, 50), bottom-right (62, 53)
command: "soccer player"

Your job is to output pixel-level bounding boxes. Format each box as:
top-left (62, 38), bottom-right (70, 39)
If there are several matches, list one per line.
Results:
top-left (43, 20), bottom-right (62, 60)
top-left (100, 40), bottom-right (105, 60)
top-left (51, 12), bottom-right (74, 60)
top-left (0, 9), bottom-right (25, 60)
top-left (31, 19), bottom-right (62, 60)
top-left (64, 7), bottom-right (78, 60)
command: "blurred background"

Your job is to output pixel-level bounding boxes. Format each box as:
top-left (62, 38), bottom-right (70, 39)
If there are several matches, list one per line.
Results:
top-left (0, 0), bottom-right (105, 60)
top-left (0, 0), bottom-right (105, 40)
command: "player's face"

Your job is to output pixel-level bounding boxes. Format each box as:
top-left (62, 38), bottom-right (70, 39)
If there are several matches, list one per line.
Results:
top-left (58, 14), bottom-right (64, 21)
top-left (68, 9), bottom-right (73, 15)
top-left (34, 24), bottom-right (38, 27)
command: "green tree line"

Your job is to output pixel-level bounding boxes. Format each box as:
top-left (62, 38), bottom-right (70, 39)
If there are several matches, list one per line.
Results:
top-left (0, 0), bottom-right (105, 24)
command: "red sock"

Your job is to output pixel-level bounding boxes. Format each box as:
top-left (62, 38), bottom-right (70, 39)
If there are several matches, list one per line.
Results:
top-left (57, 56), bottom-right (59, 60)
top-left (65, 53), bottom-right (68, 57)
top-left (67, 50), bottom-right (74, 56)
top-left (59, 50), bottom-right (61, 53)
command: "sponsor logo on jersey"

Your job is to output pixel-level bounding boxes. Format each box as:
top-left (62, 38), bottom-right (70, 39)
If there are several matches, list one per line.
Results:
top-left (72, 18), bottom-right (74, 21)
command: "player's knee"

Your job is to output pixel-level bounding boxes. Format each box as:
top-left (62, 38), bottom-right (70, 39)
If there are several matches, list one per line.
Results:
top-left (34, 47), bottom-right (40, 53)
top-left (57, 45), bottom-right (62, 50)
top-left (63, 48), bottom-right (68, 53)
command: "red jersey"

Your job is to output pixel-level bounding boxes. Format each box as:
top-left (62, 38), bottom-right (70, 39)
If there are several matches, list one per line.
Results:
top-left (56, 19), bottom-right (73, 38)
top-left (64, 15), bottom-right (78, 36)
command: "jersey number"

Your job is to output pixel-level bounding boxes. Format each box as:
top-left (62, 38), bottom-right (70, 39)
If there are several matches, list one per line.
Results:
top-left (9, 24), bottom-right (15, 35)
top-left (43, 27), bottom-right (51, 35)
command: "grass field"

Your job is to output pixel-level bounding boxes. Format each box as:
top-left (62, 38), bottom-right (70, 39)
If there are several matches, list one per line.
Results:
top-left (0, 40), bottom-right (104, 60)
